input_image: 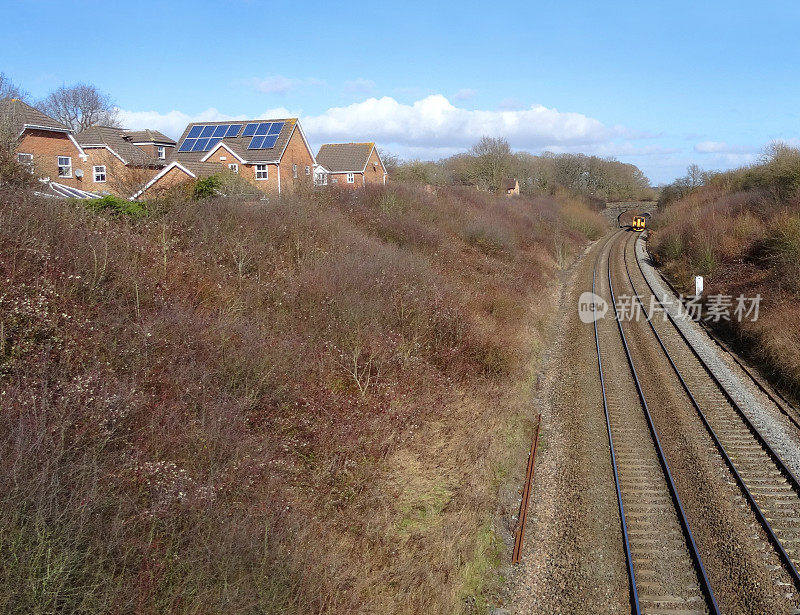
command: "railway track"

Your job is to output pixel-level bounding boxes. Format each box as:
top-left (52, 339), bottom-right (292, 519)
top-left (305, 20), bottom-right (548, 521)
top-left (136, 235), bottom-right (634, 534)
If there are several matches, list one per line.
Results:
top-left (592, 231), bottom-right (718, 614)
top-left (623, 232), bottom-right (800, 602)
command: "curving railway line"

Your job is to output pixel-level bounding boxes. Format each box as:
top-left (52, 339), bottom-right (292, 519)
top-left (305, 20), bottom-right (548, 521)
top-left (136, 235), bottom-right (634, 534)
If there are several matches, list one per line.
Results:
top-left (591, 230), bottom-right (800, 613)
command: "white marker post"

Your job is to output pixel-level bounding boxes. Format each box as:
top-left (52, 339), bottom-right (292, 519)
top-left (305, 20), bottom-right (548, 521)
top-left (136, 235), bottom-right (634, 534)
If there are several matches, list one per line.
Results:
top-left (695, 276), bottom-right (704, 296)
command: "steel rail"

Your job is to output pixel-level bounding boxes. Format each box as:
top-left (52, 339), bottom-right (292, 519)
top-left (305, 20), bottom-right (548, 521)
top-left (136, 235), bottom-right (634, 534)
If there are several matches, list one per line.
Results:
top-left (624, 232), bottom-right (800, 591)
top-left (591, 230), bottom-right (640, 615)
top-left (606, 232), bottom-right (720, 614)
top-left (512, 413), bottom-right (541, 564)
top-left (646, 247), bottom-right (800, 428)
top-left (633, 235), bottom-right (800, 501)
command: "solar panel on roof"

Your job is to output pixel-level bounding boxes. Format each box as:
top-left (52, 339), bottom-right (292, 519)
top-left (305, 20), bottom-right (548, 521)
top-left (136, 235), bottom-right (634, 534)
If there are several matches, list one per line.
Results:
top-left (262, 134), bottom-right (279, 148)
top-left (242, 124), bottom-right (258, 137)
top-left (187, 126), bottom-right (203, 138)
top-left (226, 124), bottom-right (242, 137)
top-left (268, 122), bottom-right (283, 135)
top-left (193, 138), bottom-right (210, 151)
top-left (199, 125), bottom-right (215, 138)
top-left (248, 135), bottom-right (265, 149)
top-left (255, 123), bottom-right (270, 136)
top-left (179, 139), bottom-right (196, 152)
top-left (207, 138), bottom-right (222, 150)
top-left (212, 125), bottom-right (227, 137)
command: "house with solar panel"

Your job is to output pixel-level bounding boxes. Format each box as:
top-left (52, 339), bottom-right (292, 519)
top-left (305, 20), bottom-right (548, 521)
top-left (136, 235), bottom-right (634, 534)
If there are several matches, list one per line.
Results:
top-left (315, 142), bottom-right (387, 188)
top-left (134, 118), bottom-right (315, 199)
top-left (75, 126), bottom-right (176, 195)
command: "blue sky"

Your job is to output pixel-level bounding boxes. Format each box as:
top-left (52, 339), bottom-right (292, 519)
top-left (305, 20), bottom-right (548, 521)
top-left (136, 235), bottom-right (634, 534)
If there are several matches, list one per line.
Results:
top-left (3, 0), bottom-right (800, 184)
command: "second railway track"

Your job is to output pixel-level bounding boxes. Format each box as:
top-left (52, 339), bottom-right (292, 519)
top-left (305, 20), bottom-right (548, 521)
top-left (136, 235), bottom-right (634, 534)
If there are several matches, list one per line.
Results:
top-left (594, 229), bottom-right (800, 613)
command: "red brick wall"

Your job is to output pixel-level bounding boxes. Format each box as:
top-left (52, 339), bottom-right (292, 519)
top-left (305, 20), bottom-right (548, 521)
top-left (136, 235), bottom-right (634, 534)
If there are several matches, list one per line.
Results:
top-left (364, 147), bottom-right (387, 186)
top-left (204, 146), bottom-right (279, 194)
top-left (82, 148), bottom-right (160, 197)
top-left (17, 129), bottom-right (87, 188)
top-left (134, 143), bottom-right (173, 162)
top-left (278, 126), bottom-right (315, 193)
top-left (329, 172), bottom-right (363, 189)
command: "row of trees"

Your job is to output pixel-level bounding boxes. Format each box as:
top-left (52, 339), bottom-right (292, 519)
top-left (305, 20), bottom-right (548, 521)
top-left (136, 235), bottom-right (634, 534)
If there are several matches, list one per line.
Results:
top-left (1, 72), bottom-right (119, 133)
top-left (385, 137), bottom-right (655, 202)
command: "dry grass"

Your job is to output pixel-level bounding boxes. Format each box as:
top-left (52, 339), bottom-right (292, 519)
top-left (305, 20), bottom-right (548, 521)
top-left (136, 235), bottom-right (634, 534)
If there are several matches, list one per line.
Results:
top-left (651, 179), bottom-right (800, 398)
top-left (0, 183), bottom-right (604, 614)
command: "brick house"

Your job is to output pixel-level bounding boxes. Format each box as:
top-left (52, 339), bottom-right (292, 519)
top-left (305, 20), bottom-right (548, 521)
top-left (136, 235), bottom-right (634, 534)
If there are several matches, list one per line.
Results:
top-left (1, 98), bottom-right (89, 188)
top-left (315, 142), bottom-right (387, 188)
top-left (135, 118), bottom-right (315, 199)
top-left (76, 125), bottom-right (175, 196)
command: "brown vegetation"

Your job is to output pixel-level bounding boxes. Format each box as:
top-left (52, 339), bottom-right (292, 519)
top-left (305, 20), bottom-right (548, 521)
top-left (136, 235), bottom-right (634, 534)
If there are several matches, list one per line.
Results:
top-left (0, 181), bottom-right (604, 613)
top-left (651, 145), bottom-right (800, 399)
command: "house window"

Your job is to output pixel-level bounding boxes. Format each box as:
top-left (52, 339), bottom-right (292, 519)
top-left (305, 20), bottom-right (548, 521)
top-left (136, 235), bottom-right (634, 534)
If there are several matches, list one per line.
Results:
top-left (346, 173), bottom-right (355, 184)
top-left (157, 146), bottom-right (166, 160)
top-left (292, 164), bottom-right (297, 178)
top-left (57, 156), bottom-right (72, 178)
top-left (93, 165), bottom-right (106, 183)
top-left (255, 164), bottom-right (268, 180)
top-left (228, 163), bottom-right (239, 173)
top-left (332, 177), bottom-right (338, 184)
top-left (305, 165), bottom-right (310, 175)
top-left (17, 153), bottom-right (33, 168)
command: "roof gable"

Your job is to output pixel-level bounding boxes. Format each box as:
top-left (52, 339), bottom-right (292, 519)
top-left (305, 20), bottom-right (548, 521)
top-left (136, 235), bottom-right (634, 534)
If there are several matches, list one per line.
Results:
top-left (316, 142), bottom-right (375, 173)
top-left (0, 98), bottom-right (70, 134)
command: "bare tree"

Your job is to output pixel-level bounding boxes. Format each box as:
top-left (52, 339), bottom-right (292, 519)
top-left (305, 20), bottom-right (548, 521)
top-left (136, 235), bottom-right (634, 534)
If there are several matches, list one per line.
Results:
top-left (36, 83), bottom-right (121, 132)
top-left (686, 163), bottom-right (704, 188)
top-left (467, 136), bottom-right (512, 191)
top-left (0, 72), bottom-right (28, 101)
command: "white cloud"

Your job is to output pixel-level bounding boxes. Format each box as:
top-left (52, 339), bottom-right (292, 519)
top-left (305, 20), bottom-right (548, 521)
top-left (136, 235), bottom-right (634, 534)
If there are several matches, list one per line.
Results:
top-left (694, 140), bottom-right (730, 153)
top-left (301, 94), bottom-right (628, 151)
top-left (118, 94), bottom-right (636, 160)
top-left (453, 88), bottom-right (476, 101)
top-left (694, 140), bottom-right (753, 154)
top-left (343, 78), bottom-right (375, 95)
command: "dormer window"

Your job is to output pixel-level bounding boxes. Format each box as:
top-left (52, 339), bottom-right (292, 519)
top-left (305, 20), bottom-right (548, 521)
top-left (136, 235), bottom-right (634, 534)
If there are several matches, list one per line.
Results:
top-left (157, 146), bottom-right (166, 160)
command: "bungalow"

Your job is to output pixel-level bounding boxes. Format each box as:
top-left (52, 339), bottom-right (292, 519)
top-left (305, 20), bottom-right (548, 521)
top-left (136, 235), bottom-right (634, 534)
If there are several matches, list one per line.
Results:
top-left (315, 142), bottom-right (387, 188)
top-left (502, 178), bottom-right (520, 197)
top-left (76, 125), bottom-right (175, 195)
top-left (135, 117), bottom-right (315, 198)
top-left (1, 98), bottom-right (89, 188)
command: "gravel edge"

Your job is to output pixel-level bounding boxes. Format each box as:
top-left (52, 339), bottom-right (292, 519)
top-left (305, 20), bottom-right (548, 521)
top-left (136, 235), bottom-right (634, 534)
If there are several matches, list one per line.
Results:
top-left (636, 234), bottom-right (800, 478)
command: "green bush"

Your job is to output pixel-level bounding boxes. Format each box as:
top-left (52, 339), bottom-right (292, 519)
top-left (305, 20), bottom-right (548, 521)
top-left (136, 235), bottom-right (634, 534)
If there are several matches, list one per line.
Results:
top-left (84, 194), bottom-right (146, 218)
top-left (193, 175), bottom-right (222, 200)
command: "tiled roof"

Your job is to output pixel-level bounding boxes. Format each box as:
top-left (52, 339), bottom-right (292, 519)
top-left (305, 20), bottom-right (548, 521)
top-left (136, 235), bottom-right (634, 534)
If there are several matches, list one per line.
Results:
top-left (0, 98), bottom-right (70, 134)
top-left (176, 160), bottom-right (225, 178)
top-left (315, 142), bottom-right (375, 173)
top-left (501, 178), bottom-right (518, 190)
top-left (122, 129), bottom-right (175, 144)
top-left (171, 118), bottom-right (298, 164)
top-left (76, 125), bottom-right (166, 166)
